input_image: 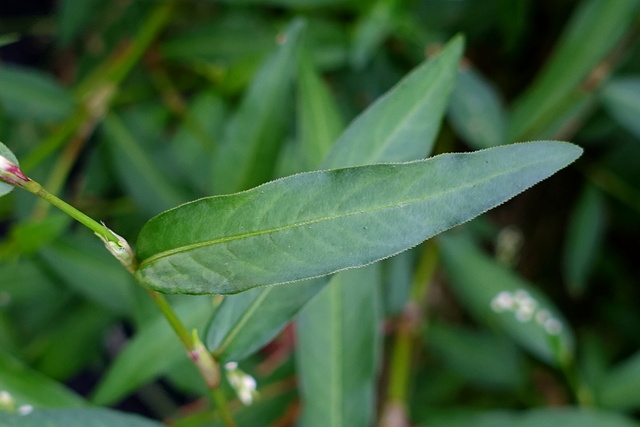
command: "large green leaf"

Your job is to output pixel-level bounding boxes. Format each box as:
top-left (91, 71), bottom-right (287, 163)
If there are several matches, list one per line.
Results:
top-left (135, 142), bottom-right (582, 295)
top-left (171, 34), bottom-right (463, 367)
top-left (297, 265), bottom-right (381, 427)
top-left (0, 408), bottom-right (163, 427)
top-left (212, 19), bottom-right (304, 194)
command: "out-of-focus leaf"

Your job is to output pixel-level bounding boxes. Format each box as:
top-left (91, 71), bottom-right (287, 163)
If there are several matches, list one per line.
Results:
top-left (220, 0), bottom-right (349, 5)
top-left (0, 408), bottom-right (163, 427)
top-left (38, 233), bottom-right (135, 316)
top-left (206, 278), bottom-right (326, 362)
top-left (0, 66), bottom-right (75, 122)
top-left (297, 49), bottom-right (344, 170)
top-left (136, 142), bottom-right (582, 295)
top-left (599, 351), bottom-right (640, 410)
top-left (304, 18), bottom-right (349, 71)
top-left (439, 232), bottom-right (574, 366)
top-left (508, 0), bottom-right (640, 140)
top-left (102, 113), bottom-right (189, 216)
top-left (448, 67), bottom-right (507, 149)
top-left (297, 266), bottom-right (381, 427)
top-left (171, 91), bottom-right (225, 194)
top-left (56, 0), bottom-right (108, 46)
top-left (91, 297), bottom-right (213, 405)
top-left (0, 350), bottom-right (85, 408)
top-left (0, 141), bottom-right (20, 197)
top-left (322, 35), bottom-right (464, 167)
top-left (427, 408), bottom-right (640, 427)
top-left (5, 215), bottom-right (69, 254)
top-left (562, 185), bottom-right (606, 297)
top-left (600, 77), bottom-right (640, 140)
top-left (33, 302), bottom-right (113, 381)
top-left (350, 0), bottom-right (398, 70)
top-left (161, 14), bottom-right (274, 64)
top-left (428, 322), bottom-right (525, 389)
top-left (212, 19), bottom-right (304, 194)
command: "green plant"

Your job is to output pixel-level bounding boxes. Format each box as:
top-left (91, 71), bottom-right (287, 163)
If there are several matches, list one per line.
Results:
top-left (1, 1), bottom-right (640, 426)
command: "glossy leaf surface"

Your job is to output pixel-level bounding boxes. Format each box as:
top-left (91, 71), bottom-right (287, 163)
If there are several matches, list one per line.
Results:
top-left (136, 142), bottom-right (582, 295)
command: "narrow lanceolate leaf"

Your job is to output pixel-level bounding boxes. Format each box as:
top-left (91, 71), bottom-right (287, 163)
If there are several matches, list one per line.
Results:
top-left (297, 266), bottom-right (381, 427)
top-left (297, 49), bottom-right (344, 170)
top-left (508, 0), bottom-right (640, 140)
top-left (212, 19), bottom-right (304, 194)
top-left (562, 185), bottom-right (606, 297)
top-left (448, 67), bottom-right (507, 149)
top-left (135, 142), bottom-right (582, 295)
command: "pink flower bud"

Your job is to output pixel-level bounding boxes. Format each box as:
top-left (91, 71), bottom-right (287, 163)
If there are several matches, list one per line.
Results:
top-left (0, 154), bottom-right (29, 188)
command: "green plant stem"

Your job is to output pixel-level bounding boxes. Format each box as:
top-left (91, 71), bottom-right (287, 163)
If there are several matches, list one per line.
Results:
top-left (380, 241), bottom-right (439, 426)
top-left (21, 178), bottom-right (120, 245)
top-left (145, 289), bottom-right (194, 351)
top-left (211, 388), bottom-right (238, 427)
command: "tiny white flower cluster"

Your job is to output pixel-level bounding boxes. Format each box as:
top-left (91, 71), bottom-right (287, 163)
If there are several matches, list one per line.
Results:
top-left (490, 289), bottom-right (563, 335)
top-left (0, 390), bottom-right (33, 415)
top-left (225, 362), bottom-right (257, 405)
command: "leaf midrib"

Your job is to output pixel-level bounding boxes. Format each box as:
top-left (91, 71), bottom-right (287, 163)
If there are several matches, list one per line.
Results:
top-left (139, 159), bottom-right (539, 268)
